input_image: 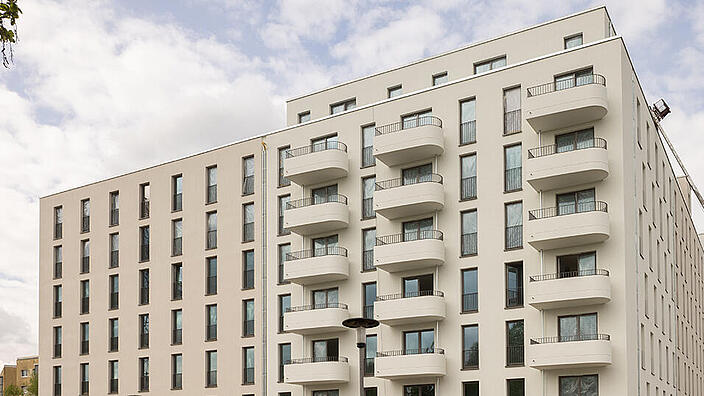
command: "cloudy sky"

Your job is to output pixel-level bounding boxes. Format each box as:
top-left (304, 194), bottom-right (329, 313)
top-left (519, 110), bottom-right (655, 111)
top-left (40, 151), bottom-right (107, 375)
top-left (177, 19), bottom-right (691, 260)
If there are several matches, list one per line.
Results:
top-left (0, 0), bottom-right (702, 367)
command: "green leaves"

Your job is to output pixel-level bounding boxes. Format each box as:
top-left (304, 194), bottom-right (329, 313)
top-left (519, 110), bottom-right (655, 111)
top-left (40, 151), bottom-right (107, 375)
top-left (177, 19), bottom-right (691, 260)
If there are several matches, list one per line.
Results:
top-left (1, 0), bottom-right (22, 67)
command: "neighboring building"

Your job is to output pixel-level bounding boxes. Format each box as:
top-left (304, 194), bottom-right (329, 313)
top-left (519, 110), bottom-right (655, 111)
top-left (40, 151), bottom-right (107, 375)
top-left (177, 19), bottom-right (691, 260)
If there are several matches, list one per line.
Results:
top-left (38, 6), bottom-right (703, 396)
top-left (0, 356), bottom-right (38, 395)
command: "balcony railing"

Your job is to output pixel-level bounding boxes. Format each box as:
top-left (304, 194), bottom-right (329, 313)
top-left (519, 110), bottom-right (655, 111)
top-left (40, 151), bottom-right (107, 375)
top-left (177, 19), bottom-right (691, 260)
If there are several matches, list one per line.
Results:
top-left (375, 174), bottom-right (443, 190)
top-left (461, 232), bottom-right (477, 256)
top-left (460, 120), bottom-right (476, 144)
top-left (286, 302), bottom-right (348, 313)
top-left (527, 74), bottom-right (606, 97)
top-left (462, 293), bottom-right (478, 313)
top-left (362, 146), bottom-right (375, 167)
top-left (530, 269), bottom-right (610, 282)
top-left (462, 347), bottom-right (479, 369)
top-left (505, 225), bottom-right (523, 250)
top-left (376, 290), bottom-right (444, 301)
top-left (376, 230), bottom-right (444, 245)
top-left (503, 109), bottom-right (521, 135)
top-left (364, 357), bottom-right (374, 376)
top-left (286, 141), bottom-right (348, 158)
top-left (362, 250), bottom-right (374, 271)
top-left (243, 176), bottom-right (255, 195)
top-left (286, 247), bottom-right (348, 261)
top-left (529, 201), bottom-right (608, 220)
top-left (286, 194), bottom-right (348, 209)
top-left (506, 287), bottom-right (523, 307)
top-left (530, 334), bottom-right (611, 344)
top-left (287, 356), bottom-right (349, 364)
top-left (528, 138), bottom-right (607, 158)
top-left (377, 348), bottom-right (444, 357)
top-left (362, 197), bottom-right (374, 219)
top-left (375, 115), bottom-right (442, 135)
top-left (504, 167), bottom-right (522, 192)
top-left (140, 200), bottom-right (150, 219)
top-left (363, 305), bottom-right (374, 319)
top-left (506, 345), bottom-right (525, 366)
top-left (110, 209), bottom-right (119, 226)
top-left (461, 176), bottom-right (476, 200)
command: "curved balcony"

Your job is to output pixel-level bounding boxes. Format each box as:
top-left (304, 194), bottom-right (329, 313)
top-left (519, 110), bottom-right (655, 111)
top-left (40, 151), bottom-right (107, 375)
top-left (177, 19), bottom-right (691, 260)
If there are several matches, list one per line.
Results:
top-left (374, 290), bottom-right (446, 325)
top-left (526, 74), bottom-right (608, 132)
top-left (527, 269), bottom-right (611, 310)
top-left (284, 247), bottom-right (349, 285)
top-left (284, 195), bottom-right (349, 235)
top-left (374, 174), bottom-right (445, 219)
top-left (284, 142), bottom-right (349, 185)
top-left (526, 138), bottom-right (609, 191)
top-left (374, 116), bottom-right (444, 166)
top-left (527, 201), bottom-right (610, 250)
top-left (375, 349), bottom-right (446, 380)
top-left (374, 230), bottom-right (445, 272)
top-left (283, 303), bottom-right (350, 335)
top-left (284, 356), bottom-right (350, 385)
top-left (527, 334), bottom-right (612, 370)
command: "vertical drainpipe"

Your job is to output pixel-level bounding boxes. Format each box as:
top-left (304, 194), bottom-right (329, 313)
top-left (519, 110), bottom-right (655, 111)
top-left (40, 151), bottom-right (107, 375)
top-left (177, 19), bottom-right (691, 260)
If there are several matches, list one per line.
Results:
top-left (434, 153), bottom-right (440, 395)
top-left (260, 140), bottom-right (268, 396)
top-left (631, 73), bottom-right (642, 396)
top-left (538, 132), bottom-right (546, 396)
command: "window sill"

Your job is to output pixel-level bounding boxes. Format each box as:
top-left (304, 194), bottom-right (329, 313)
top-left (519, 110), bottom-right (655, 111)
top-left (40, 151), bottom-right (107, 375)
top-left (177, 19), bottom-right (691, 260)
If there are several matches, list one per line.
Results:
top-left (205, 338), bottom-right (217, 342)
top-left (241, 287), bottom-right (255, 291)
top-left (504, 247), bottom-right (523, 252)
top-left (461, 367), bottom-right (479, 371)
top-left (461, 310), bottom-right (479, 315)
top-left (503, 188), bottom-right (522, 194)
top-left (206, 200), bottom-right (218, 205)
top-left (460, 197), bottom-right (477, 202)
top-left (460, 253), bottom-right (478, 258)
top-left (505, 305), bottom-right (524, 310)
top-left (108, 223), bottom-right (119, 228)
top-left (242, 334), bottom-right (255, 339)
top-left (503, 130), bottom-right (522, 137)
top-left (459, 141), bottom-right (477, 147)
top-left (205, 247), bottom-right (217, 251)
top-left (361, 268), bottom-right (377, 273)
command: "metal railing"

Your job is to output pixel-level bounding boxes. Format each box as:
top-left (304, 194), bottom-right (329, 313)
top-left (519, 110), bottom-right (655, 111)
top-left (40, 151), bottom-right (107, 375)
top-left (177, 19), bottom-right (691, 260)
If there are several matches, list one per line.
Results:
top-left (503, 109), bottom-right (521, 135)
top-left (375, 115), bottom-right (443, 135)
top-left (530, 334), bottom-right (611, 344)
top-left (376, 290), bottom-right (444, 301)
top-left (109, 292), bottom-right (119, 310)
top-left (243, 269), bottom-right (254, 289)
top-left (527, 73), bottom-right (606, 97)
top-left (375, 173), bottom-right (443, 190)
top-left (243, 222), bottom-right (255, 242)
top-left (362, 250), bottom-right (374, 271)
top-left (172, 237), bottom-right (182, 256)
top-left (362, 146), bottom-right (375, 167)
top-left (109, 250), bottom-right (118, 268)
top-left (173, 193), bottom-right (182, 211)
top-left (363, 305), bottom-right (374, 319)
top-left (172, 282), bottom-right (183, 300)
top-left (81, 216), bottom-right (90, 233)
top-left (110, 209), bottom-right (119, 226)
top-left (140, 244), bottom-right (150, 261)
top-left (505, 225), bottom-right (523, 250)
top-left (528, 138), bottom-right (607, 158)
top-left (172, 329), bottom-right (182, 345)
top-left (506, 287), bottom-right (523, 307)
top-left (286, 194), bottom-right (348, 209)
top-left (286, 247), bottom-right (348, 261)
top-left (376, 230), bottom-right (444, 245)
top-left (506, 345), bottom-right (524, 366)
top-left (362, 197), bottom-right (374, 219)
top-left (504, 167), bottom-right (522, 192)
top-left (207, 230), bottom-right (217, 249)
top-left (286, 141), bottom-right (348, 158)
top-left (140, 201), bottom-right (150, 219)
top-left (243, 176), bottom-right (255, 195)
top-left (530, 268), bottom-right (610, 282)
top-left (377, 348), bottom-right (444, 357)
top-left (287, 356), bottom-right (349, 364)
top-left (460, 120), bottom-right (476, 144)
top-left (461, 176), bottom-right (476, 200)
top-left (81, 256), bottom-right (90, 273)
top-left (243, 320), bottom-right (255, 336)
top-left (461, 233), bottom-right (477, 256)
top-left (462, 293), bottom-right (478, 313)
top-left (286, 302), bottom-right (348, 313)
top-left (462, 347), bottom-right (479, 369)
top-left (206, 324), bottom-right (217, 340)
top-left (529, 201), bottom-right (608, 220)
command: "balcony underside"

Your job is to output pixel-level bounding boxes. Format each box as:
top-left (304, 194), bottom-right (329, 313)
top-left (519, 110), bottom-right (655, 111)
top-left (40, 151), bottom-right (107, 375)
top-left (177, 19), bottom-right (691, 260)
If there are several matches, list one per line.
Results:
top-left (375, 354), bottom-right (446, 380)
top-left (527, 275), bottom-right (611, 310)
top-left (284, 203), bottom-right (349, 235)
top-left (284, 150), bottom-right (349, 185)
top-left (374, 125), bottom-right (444, 167)
top-left (527, 148), bottom-right (609, 191)
top-left (526, 84), bottom-right (608, 132)
top-left (374, 239), bottom-right (445, 272)
top-left (374, 183), bottom-right (445, 219)
top-left (527, 339), bottom-right (612, 370)
top-left (374, 295), bottom-right (446, 326)
top-left (284, 361), bottom-right (350, 385)
top-left (284, 308), bottom-right (350, 335)
top-left (527, 211), bottom-right (609, 250)
top-left (284, 255), bottom-right (349, 285)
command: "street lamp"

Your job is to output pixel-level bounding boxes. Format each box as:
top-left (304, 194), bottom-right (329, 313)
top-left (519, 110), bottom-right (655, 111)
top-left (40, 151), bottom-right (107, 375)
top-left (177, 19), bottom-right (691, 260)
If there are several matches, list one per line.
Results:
top-left (342, 317), bottom-right (380, 396)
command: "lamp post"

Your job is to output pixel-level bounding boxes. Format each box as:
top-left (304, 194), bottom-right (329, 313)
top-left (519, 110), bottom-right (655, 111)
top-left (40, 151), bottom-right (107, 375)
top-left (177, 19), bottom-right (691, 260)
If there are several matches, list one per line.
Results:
top-left (342, 317), bottom-right (380, 396)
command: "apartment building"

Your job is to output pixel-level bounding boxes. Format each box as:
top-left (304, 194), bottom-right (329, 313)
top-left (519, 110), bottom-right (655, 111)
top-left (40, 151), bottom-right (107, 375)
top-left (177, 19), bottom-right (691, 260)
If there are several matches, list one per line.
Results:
top-left (38, 6), bottom-right (704, 396)
top-left (0, 356), bottom-right (39, 395)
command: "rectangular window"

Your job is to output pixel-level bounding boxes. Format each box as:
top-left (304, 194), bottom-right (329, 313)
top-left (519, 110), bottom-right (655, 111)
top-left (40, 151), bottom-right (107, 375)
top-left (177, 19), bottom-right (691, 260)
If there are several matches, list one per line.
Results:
top-left (559, 313), bottom-right (598, 341)
top-left (139, 357), bottom-right (149, 391)
top-left (362, 176), bottom-right (375, 219)
top-left (80, 239), bottom-right (90, 273)
top-left (363, 282), bottom-right (376, 319)
top-left (243, 250), bottom-right (255, 289)
top-left (206, 351), bottom-right (217, 387)
top-left (81, 199), bottom-right (90, 233)
top-left (279, 343), bottom-right (291, 382)
top-left (243, 156), bottom-right (255, 195)
top-left (474, 56), bottom-right (506, 74)
top-left (314, 391), bottom-right (341, 396)
top-left (464, 381), bottom-right (479, 396)
top-left (172, 309), bottom-right (183, 345)
top-left (206, 165), bottom-right (217, 203)
top-left (139, 268), bottom-right (149, 305)
top-left (330, 98), bottom-right (356, 114)
top-left (503, 87), bottom-right (521, 135)
top-left (172, 219), bottom-right (182, 256)
top-left (278, 243), bottom-right (290, 284)
top-left (402, 217), bottom-right (434, 241)
top-left (463, 325), bottom-right (479, 369)
top-left (313, 288), bottom-right (339, 309)
top-left (557, 252), bottom-right (597, 277)
top-left (559, 374), bottom-right (598, 396)
top-left (53, 285), bottom-right (62, 318)
top-left (504, 144), bottom-right (522, 192)
top-left (313, 234), bottom-right (339, 257)
top-left (172, 354), bottom-right (183, 390)
top-left (172, 263), bottom-right (183, 300)
top-left (636, 99), bottom-right (642, 148)
top-left (139, 183), bottom-right (150, 219)
top-left (462, 269), bottom-right (478, 313)
top-left (432, 72), bottom-right (448, 85)
top-left (505, 202), bottom-right (523, 249)
top-left (362, 228), bottom-right (376, 272)
top-left (402, 163), bottom-right (432, 185)
top-left (402, 109), bottom-right (432, 129)
top-left (53, 366), bottom-right (62, 396)
top-left (243, 347), bottom-right (255, 384)
top-left (243, 203), bottom-right (255, 242)
top-left (506, 262), bottom-right (524, 307)
top-left (206, 211), bottom-right (217, 249)
top-left (206, 257), bottom-right (217, 295)
top-left (564, 33), bottom-right (583, 49)
top-left (109, 191), bottom-right (119, 226)
top-left (460, 98), bottom-right (476, 144)
top-left (278, 195), bottom-right (290, 235)
top-left (461, 210), bottom-right (478, 256)
top-left (554, 128), bottom-right (595, 153)
top-left (54, 206), bottom-right (63, 239)
top-left (387, 84), bottom-right (402, 98)
top-left (139, 314), bottom-right (149, 349)
top-left (108, 318), bottom-right (118, 352)
top-left (365, 334), bottom-right (377, 376)
top-left (403, 274), bottom-right (433, 298)
top-left (80, 363), bottom-right (89, 395)
top-left (313, 339), bottom-right (340, 361)
top-left (53, 245), bottom-right (62, 279)
top-left (298, 111), bottom-right (310, 123)
top-left (108, 361), bottom-right (118, 394)
top-left (80, 280), bottom-right (89, 314)
top-left (109, 233), bottom-right (118, 268)
top-left (460, 154), bottom-right (477, 200)
top-left (243, 299), bottom-right (255, 337)
top-left (279, 294), bottom-right (290, 333)
top-left (556, 188), bottom-right (596, 215)
top-left (554, 67), bottom-right (594, 91)
top-left (140, 225), bottom-right (150, 261)
top-left (507, 378), bottom-right (525, 396)
top-left (109, 274), bottom-right (119, 310)
top-left (404, 329), bottom-right (435, 354)
top-left (172, 174), bottom-right (183, 211)
top-left (362, 124), bottom-right (376, 167)
top-left (80, 322), bottom-right (89, 355)
top-left (53, 326), bottom-right (62, 358)
top-left (206, 304), bottom-right (217, 341)
top-left (506, 320), bottom-right (524, 366)
top-left (278, 146), bottom-right (290, 187)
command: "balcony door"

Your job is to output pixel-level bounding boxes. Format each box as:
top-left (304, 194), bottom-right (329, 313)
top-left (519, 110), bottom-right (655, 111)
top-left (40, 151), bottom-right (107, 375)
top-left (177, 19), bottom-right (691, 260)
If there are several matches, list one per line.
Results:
top-left (313, 339), bottom-right (339, 362)
top-left (559, 313), bottom-right (597, 342)
top-left (558, 252), bottom-right (596, 278)
top-left (312, 134), bottom-right (338, 152)
top-left (403, 274), bottom-right (433, 297)
top-left (313, 235), bottom-right (338, 257)
top-left (554, 67), bottom-right (594, 91)
top-left (402, 164), bottom-right (432, 185)
top-left (313, 288), bottom-right (338, 309)
top-left (404, 329), bottom-right (434, 354)
top-left (403, 218), bottom-right (433, 241)
top-left (312, 184), bottom-right (338, 204)
top-left (402, 110), bottom-right (432, 129)
top-left (555, 128), bottom-right (594, 153)
top-left (557, 189), bottom-right (595, 215)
